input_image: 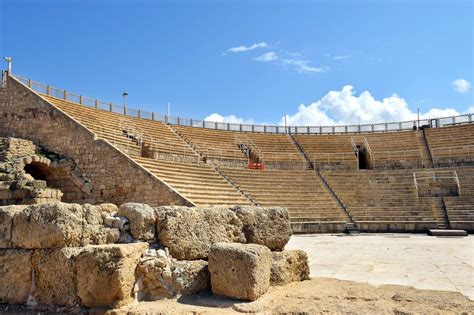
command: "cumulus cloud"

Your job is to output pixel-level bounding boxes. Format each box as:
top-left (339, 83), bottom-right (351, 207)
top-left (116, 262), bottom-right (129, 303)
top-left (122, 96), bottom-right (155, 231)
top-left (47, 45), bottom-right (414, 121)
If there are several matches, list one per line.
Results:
top-left (223, 42), bottom-right (268, 55)
top-left (206, 87), bottom-right (469, 127)
top-left (204, 113), bottom-right (255, 125)
top-left (280, 86), bottom-right (462, 126)
top-left (452, 79), bottom-right (471, 93)
top-left (282, 59), bottom-right (327, 74)
top-left (254, 52), bottom-right (278, 62)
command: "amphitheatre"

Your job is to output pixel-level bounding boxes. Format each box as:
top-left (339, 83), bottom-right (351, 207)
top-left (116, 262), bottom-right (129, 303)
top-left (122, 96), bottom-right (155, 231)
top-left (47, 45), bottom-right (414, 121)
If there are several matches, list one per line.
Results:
top-left (0, 69), bottom-right (473, 313)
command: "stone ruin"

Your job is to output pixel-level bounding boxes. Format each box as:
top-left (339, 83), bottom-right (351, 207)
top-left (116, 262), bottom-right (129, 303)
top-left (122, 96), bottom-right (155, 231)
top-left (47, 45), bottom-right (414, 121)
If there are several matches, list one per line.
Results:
top-left (0, 201), bottom-right (310, 310)
top-left (0, 137), bottom-right (93, 206)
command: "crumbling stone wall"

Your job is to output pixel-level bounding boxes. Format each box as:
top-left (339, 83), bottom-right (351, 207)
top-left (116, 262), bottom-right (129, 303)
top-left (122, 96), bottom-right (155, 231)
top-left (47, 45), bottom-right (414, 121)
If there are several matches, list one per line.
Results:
top-left (0, 76), bottom-right (191, 206)
top-left (0, 137), bottom-right (37, 162)
top-left (0, 203), bottom-right (309, 309)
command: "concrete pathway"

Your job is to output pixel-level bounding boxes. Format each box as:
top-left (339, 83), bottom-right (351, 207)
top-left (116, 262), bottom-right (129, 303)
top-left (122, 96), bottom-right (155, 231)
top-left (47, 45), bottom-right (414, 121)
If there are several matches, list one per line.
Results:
top-left (287, 233), bottom-right (474, 300)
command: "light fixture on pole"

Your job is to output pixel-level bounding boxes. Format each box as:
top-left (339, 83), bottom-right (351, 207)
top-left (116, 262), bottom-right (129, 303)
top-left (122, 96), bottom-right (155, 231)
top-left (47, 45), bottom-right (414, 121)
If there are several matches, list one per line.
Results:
top-left (3, 57), bottom-right (12, 73)
top-left (122, 92), bottom-right (128, 107)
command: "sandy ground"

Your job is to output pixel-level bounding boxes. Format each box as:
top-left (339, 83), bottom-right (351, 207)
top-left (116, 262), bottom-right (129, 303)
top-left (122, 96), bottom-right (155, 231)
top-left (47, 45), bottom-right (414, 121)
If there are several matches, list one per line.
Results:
top-left (113, 277), bottom-right (474, 314)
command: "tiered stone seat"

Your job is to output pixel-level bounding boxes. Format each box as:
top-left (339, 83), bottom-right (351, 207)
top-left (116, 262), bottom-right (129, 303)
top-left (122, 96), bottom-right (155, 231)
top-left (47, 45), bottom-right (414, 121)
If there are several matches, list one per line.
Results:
top-left (41, 95), bottom-right (198, 161)
top-left (425, 124), bottom-right (474, 166)
top-left (221, 168), bottom-right (348, 227)
top-left (293, 134), bottom-right (358, 170)
top-left (134, 156), bottom-right (252, 207)
top-left (443, 167), bottom-right (474, 231)
top-left (351, 131), bottom-right (427, 169)
top-left (322, 169), bottom-right (446, 231)
top-left (173, 126), bottom-right (248, 167)
top-left (244, 133), bottom-right (308, 169)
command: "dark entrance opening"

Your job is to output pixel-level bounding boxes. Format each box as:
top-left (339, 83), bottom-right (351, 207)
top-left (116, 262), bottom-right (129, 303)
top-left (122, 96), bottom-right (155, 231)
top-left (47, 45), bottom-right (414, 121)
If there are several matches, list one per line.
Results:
top-left (24, 162), bottom-right (51, 181)
top-left (357, 146), bottom-right (369, 170)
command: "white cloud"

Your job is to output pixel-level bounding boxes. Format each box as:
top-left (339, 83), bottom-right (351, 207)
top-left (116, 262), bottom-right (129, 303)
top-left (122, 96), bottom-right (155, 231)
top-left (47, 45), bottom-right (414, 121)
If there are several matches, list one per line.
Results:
top-left (223, 42), bottom-right (268, 55)
top-left (467, 106), bottom-right (474, 113)
top-left (452, 79), bottom-right (471, 93)
top-left (280, 85), bottom-right (462, 126)
top-left (254, 52), bottom-right (278, 62)
top-left (204, 113), bottom-right (255, 125)
top-left (282, 59), bottom-right (327, 74)
top-left (334, 55), bottom-right (351, 60)
top-left (205, 86), bottom-right (466, 127)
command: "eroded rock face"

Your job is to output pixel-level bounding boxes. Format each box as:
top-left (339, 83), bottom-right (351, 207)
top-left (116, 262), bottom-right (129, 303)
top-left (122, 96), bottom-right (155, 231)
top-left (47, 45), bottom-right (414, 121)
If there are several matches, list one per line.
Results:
top-left (156, 206), bottom-right (245, 260)
top-left (0, 249), bottom-right (32, 304)
top-left (208, 243), bottom-right (271, 301)
top-left (231, 206), bottom-right (292, 251)
top-left (0, 205), bottom-right (26, 248)
top-left (270, 250), bottom-right (310, 286)
top-left (32, 248), bottom-right (81, 306)
top-left (12, 203), bottom-right (84, 248)
top-left (137, 249), bottom-right (210, 300)
top-left (75, 242), bottom-right (148, 308)
top-left (118, 203), bottom-right (156, 241)
top-left (11, 203), bottom-right (120, 249)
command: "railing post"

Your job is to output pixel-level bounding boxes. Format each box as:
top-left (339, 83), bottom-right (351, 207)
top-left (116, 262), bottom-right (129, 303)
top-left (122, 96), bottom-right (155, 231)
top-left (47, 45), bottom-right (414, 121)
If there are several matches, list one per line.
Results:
top-left (123, 105), bottom-right (127, 115)
top-left (79, 95), bottom-right (83, 105)
top-left (227, 123), bottom-right (230, 131)
top-left (399, 122), bottom-right (402, 131)
top-left (95, 99), bottom-right (98, 109)
top-left (177, 116), bottom-right (180, 125)
top-left (307, 126), bottom-right (310, 134)
top-left (240, 124), bottom-right (242, 132)
top-left (358, 124), bottom-right (361, 133)
top-left (28, 79), bottom-right (32, 88)
top-left (332, 126), bottom-right (335, 134)
top-left (215, 122), bottom-right (217, 129)
top-left (63, 90), bottom-right (67, 100)
top-left (190, 118), bottom-right (193, 126)
top-left (46, 85), bottom-right (51, 95)
top-left (371, 124), bottom-right (374, 132)
top-left (138, 110), bottom-right (141, 118)
top-left (109, 102), bottom-right (113, 112)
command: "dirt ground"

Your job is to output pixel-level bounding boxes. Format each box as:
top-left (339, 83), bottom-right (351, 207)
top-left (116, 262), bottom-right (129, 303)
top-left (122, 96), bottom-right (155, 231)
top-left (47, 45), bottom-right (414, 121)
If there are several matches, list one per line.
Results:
top-left (113, 277), bottom-right (474, 314)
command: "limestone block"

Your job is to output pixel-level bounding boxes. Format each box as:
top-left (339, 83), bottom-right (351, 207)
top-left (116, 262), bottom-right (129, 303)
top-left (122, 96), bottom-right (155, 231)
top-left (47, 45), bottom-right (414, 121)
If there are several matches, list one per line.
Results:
top-left (208, 243), bottom-right (271, 301)
top-left (270, 250), bottom-right (310, 285)
top-left (0, 249), bottom-right (32, 304)
top-left (137, 252), bottom-right (210, 300)
top-left (231, 206), bottom-right (292, 251)
top-left (156, 206), bottom-right (245, 260)
top-left (75, 242), bottom-right (148, 308)
top-left (12, 203), bottom-right (120, 248)
top-left (12, 203), bottom-right (84, 248)
top-left (0, 205), bottom-right (26, 248)
top-left (32, 248), bottom-right (81, 306)
top-left (118, 203), bottom-right (156, 241)
top-left (172, 260), bottom-right (210, 296)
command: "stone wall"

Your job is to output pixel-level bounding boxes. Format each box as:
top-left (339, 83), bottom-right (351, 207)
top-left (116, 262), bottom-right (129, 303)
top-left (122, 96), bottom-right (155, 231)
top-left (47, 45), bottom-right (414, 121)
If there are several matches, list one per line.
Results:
top-left (0, 75), bottom-right (192, 206)
top-left (0, 137), bottom-right (37, 162)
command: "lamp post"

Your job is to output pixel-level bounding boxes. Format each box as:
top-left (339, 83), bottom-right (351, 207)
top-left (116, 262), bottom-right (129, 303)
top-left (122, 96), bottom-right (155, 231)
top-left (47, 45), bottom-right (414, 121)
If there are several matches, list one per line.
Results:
top-left (3, 57), bottom-right (12, 73)
top-left (122, 92), bottom-right (128, 107)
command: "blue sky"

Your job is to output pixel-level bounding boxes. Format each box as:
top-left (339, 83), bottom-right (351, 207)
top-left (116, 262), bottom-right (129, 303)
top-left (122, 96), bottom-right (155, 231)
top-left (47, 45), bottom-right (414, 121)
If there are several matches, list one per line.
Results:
top-left (1, 0), bottom-right (472, 126)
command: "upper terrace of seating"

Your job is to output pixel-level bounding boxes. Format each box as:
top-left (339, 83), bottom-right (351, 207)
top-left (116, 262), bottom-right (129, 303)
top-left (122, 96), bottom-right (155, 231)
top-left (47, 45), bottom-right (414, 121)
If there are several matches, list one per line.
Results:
top-left (12, 74), bottom-right (474, 172)
top-left (425, 124), bottom-right (474, 166)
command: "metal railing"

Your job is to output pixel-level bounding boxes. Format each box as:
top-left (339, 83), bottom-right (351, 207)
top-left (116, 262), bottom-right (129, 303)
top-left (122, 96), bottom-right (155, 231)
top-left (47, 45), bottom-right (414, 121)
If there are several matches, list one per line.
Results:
top-left (413, 170), bottom-right (461, 197)
top-left (12, 74), bottom-right (474, 135)
top-left (431, 145), bottom-right (474, 166)
top-left (372, 148), bottom-right (423, 169)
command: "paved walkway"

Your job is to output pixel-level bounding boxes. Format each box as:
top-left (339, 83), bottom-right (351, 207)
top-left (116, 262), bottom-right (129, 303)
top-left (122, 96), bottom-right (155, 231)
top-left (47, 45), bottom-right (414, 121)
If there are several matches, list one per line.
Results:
top-left (287, 234), bottom-right (474, 300)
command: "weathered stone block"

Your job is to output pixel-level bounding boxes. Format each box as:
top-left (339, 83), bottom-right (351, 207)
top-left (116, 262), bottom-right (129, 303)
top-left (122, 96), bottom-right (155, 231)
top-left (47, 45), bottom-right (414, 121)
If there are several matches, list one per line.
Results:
top-left (0, 205), bottom-right (26, 248)
top-left (231, 206), bottom-right (292, 251)
top-left (12, 203), bottom-right (84, 248)
top-left (270, 250), bottom-right (310, 285)
top-left (32, 248), bottom-right (81, 306)
top-left (76, 242), bottom-right (148, 308)
top-left (0, 249), bottom-right (32, 304)
top-left (118, 203), bottom-right (156, 241)
top-left (208, 243), bottom-right (271, 301)
top-left (137, 253), bottom-right (210, 300)
top-left (156, 206), bottom-right (245, 260)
